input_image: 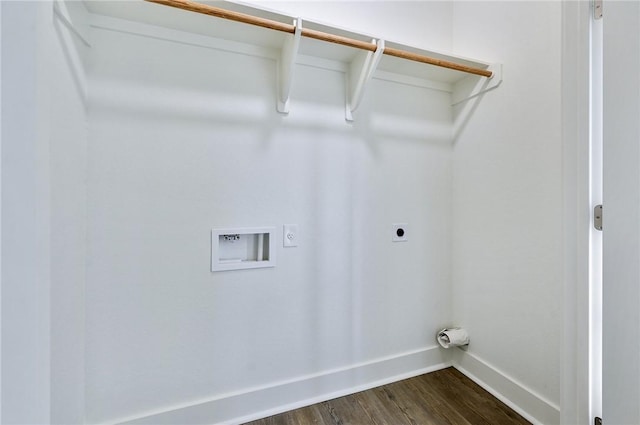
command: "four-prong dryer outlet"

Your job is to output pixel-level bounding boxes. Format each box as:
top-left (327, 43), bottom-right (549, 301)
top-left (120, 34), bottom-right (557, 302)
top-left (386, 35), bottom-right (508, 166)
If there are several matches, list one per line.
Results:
top-left (392, 223), bottom-right (408, 242)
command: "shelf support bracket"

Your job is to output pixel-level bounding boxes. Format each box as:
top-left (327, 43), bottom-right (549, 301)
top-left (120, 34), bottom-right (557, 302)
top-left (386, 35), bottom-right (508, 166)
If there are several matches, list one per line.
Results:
top-left (53, 0), bottom-right (92, 47)
top-left (345, 38), bottom-right (385, 122)
top-left (451, 63), bottom-right (503, 106)
top-left (277, 18), bottom-right (302, 114)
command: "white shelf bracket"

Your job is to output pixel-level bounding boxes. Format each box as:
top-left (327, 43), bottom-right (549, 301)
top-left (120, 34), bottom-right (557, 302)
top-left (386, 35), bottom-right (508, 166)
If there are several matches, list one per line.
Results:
top-left (276, 18), bottom-right (302, 114)
top-left (451, 63), bottom-right (503, 106)
top-left (345, 38), bottom-right (385, 122)
top-left (53, 0), bottom-right (91, 47)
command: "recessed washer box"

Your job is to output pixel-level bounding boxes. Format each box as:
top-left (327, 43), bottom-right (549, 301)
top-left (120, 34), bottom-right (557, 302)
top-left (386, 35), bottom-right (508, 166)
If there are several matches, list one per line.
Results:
top-left (211, 227), bottom-right (276, 272)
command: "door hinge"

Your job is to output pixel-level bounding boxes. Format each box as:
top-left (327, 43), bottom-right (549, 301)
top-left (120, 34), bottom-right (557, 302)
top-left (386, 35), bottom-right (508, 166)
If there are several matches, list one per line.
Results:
top-left (594, 205), bottom-right (603, 231)
top-left (595, 417), bottom-right (602, 425)
top-left (594, 0), bottom-right (603, 19)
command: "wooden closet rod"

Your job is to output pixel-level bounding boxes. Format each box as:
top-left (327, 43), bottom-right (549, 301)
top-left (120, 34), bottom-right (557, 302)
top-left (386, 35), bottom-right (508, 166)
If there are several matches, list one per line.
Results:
top-left (145, 0), bottom-right (493, 78)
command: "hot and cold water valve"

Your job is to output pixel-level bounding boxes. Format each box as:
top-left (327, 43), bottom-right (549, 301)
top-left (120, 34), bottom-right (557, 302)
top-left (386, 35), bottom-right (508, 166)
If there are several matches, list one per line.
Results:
top-left (211, 227), bottom-right (276, 271)
top-left (210, 224), bottom-right (300, 272)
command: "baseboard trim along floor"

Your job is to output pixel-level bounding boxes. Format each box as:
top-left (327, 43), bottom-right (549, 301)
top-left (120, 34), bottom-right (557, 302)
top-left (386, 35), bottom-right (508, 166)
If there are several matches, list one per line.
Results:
top-left (116, 346), bottom-right (449, 425)
top-left (112, 347), bottom-right (559, 425)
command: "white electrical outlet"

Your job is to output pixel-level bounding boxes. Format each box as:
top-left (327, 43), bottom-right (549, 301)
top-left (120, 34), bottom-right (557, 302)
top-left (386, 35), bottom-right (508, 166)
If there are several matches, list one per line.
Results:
top-left (392, 223), bottom-right (408, 242)
top-left (283, 224), bottom-right (298, 247)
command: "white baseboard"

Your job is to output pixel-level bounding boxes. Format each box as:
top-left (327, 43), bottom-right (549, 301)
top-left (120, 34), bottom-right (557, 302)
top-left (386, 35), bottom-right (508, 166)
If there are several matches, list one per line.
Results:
top-left (451, 349), bottom-right (560, 425)
top-left (115, 346), bottom-right (450, 425)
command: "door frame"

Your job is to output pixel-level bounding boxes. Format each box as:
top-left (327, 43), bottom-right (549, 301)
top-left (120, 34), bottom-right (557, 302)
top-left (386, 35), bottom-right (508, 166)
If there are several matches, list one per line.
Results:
top-left (561, 0), bottom-right (592, 424)
top-left (0, 2), bottom-right (3, 419)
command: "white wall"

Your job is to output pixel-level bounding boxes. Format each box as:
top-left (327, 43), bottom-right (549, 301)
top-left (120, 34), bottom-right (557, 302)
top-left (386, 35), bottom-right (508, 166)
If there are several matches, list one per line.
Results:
top-left (238, 1), bottom-right (453, 53)
top-left (49, 2), bottom-right (90, 423)
top-left (1, 1), bottom-right (89, 423)
top-left (84, 10), bottom-right (453, 423)
top-left (2, 3), bottom-right (52, 423)
top-left (560, 1), bottom-right (592, 423)
top-left (451, 1), bottom-right (562, 423)
top-left (1, 1), bottom-right (568, 423)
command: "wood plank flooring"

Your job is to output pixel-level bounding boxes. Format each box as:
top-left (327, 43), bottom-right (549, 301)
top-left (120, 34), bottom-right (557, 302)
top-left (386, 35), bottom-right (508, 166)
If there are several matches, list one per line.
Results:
top-left (243, 367), bottom-right (530, 425)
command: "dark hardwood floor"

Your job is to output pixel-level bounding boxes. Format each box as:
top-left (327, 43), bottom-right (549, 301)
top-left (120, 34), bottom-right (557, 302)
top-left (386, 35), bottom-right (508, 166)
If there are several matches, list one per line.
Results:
top-left (243, 367), bottom-right (530, 425)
